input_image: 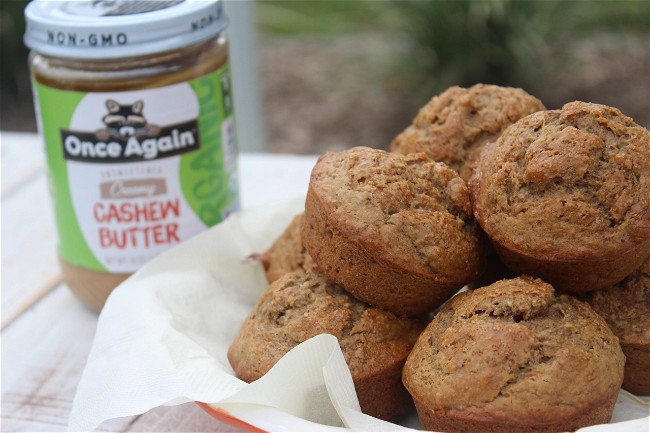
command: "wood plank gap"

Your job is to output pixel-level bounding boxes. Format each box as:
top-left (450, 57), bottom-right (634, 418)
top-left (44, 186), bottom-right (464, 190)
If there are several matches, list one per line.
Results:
top-left (1, 273), bottom-right (64, 331)
top-left (1, 162), bottom-right (45, 198)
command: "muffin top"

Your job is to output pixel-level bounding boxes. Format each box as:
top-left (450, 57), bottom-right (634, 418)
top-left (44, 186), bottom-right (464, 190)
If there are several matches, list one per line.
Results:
top-left (390, 84), bottom-right (545, 181)
top-left (588, 257), bottom-right (650, 346)
top-left (309, 146), bottom-right (483, 283)
top-left (470, 101), bottom-right (650, 259)
top-left (228, 271), bottom-right (424, 382)
top-left (403, 276), bottom-right (625, 425)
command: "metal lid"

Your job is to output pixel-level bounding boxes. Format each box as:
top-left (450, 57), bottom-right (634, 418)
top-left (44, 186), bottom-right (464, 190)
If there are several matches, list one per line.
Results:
top-left (24, 0), bottom-right (227, 59)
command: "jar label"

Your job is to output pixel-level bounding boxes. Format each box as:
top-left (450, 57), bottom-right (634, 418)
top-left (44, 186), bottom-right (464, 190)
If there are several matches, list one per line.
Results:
top-left (34, 64), bottom-right (239, 273)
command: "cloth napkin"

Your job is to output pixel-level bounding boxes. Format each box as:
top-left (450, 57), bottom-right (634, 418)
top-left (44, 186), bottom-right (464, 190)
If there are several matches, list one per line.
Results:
top-left (68, 195), bottom-right (649, 432)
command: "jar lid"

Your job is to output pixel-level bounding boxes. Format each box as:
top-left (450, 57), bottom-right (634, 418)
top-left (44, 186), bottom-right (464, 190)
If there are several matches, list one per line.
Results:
top-left (24, 0), bottom-right (227, 59)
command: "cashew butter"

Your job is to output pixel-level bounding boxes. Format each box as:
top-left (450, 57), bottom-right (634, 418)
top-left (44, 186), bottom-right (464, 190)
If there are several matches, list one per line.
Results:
top-left (24, 0), bottom-right (239, 311)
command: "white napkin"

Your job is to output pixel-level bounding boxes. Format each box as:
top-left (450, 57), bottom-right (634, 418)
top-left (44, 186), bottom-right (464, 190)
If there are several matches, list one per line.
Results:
top-left (68, 195), bottom-right (649, 432)
top-left (68, 195), bottom-right (412, 432)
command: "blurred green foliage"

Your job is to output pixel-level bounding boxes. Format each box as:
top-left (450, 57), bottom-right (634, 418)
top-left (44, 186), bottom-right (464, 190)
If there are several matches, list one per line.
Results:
top-left (257, 0), bottom-right (649, 99)
top-left (385, 0), bottom-right (649, 94)
top-left (1, 0), bottom-right (30, 100)
top-left (257, 0), bottom-right (384, 35)
top-left (2, 0), bottom-right (648, 130)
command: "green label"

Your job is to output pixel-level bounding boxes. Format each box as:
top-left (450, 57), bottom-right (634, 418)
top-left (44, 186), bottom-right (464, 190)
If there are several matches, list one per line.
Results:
top-left (33, 64), bottom-right (239, 273)
top-left (183, 66), bottom-right (237, 226)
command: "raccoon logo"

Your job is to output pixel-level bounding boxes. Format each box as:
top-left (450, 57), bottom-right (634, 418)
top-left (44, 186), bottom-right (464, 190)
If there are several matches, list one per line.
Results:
top-left (62, 96), bottom-right (200, 162)
top-left (96, 99), bottom-right (159, 140)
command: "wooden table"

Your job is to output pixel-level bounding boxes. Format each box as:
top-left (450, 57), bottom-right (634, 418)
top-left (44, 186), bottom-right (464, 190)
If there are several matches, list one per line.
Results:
top-left (1, 131), bottom-right (318, 432)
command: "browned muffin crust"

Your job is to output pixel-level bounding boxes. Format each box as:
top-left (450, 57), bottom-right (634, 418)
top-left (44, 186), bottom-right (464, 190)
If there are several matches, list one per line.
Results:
top-left (227, 271), bottom-right (425, 421)
top-left (403, 276), bottom-right (625, 433)
top-left (470, 101), bottom-right (650, 292)
top-left (588, 257), bottom-right (650, 395)
top-left (390, 84), bottom-right (545, 181)
top-left (256, 213), bottom-right (318, 283)
top-left (302, 146), bottom-right (485, 316)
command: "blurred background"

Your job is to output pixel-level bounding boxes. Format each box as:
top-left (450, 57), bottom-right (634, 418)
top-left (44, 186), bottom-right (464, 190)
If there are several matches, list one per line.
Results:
top-left (2, 0), bottom-right (649, 154)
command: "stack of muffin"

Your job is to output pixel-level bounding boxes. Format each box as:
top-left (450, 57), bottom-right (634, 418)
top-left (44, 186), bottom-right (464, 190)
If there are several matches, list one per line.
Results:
top-left (228, 84), bottom-right (649, 431)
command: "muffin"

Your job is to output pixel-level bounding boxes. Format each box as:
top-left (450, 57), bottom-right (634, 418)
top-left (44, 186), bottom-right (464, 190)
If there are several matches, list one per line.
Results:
top-left (255, 213), bottom-right (318, 283)
top-left (470, 101), bottom-right (650, 293)
top-left (390, 84), bottom-right (545, 181)
top-left (227, 271), bottom-right (425, 421)
top-left (587, 257), bottom-right (650, 395)
top-left (301, 146), bottom-right (485, 316)
top-left (402, 276), bottom-right (625, 433)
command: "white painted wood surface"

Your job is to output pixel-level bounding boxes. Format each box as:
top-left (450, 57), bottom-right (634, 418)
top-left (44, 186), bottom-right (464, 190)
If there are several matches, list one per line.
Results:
top-left (1, 131), bottom-right (317, 432)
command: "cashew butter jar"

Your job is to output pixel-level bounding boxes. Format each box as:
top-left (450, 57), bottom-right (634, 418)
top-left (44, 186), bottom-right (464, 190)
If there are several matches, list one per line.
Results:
top-left (24, 0), bottom-right (239, 311)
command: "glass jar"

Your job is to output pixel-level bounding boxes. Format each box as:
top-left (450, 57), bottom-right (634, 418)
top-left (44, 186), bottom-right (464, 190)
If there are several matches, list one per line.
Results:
top-left (24, 0), bottom-right (239, 311)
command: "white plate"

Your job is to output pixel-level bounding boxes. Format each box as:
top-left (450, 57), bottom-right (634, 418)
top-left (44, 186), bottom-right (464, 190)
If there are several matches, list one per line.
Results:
top-left (198, 387), bottom-right (650, 432)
